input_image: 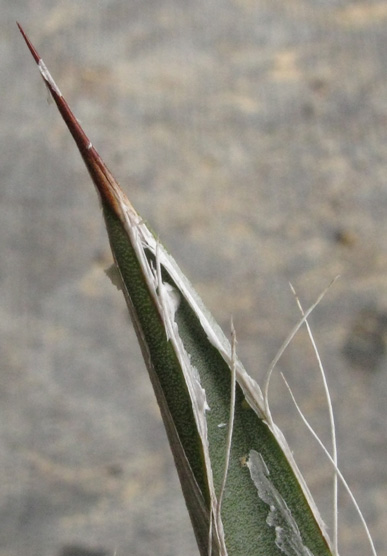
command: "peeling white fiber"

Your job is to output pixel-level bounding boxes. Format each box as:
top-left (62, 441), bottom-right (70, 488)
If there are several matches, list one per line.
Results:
top-left (247, 450), bottom-right (314, 556)
top-left (38, 59), bottom-right (62, 96)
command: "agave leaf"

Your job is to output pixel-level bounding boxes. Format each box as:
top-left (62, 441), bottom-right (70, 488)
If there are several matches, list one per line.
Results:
top-left (19, 25), bottom-right (334, 556)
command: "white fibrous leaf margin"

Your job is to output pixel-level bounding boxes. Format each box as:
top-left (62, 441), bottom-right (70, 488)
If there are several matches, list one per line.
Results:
top-left (247, 450), bottom-right (314, 556)
top-left (112, 190), bottom-right (329, 553)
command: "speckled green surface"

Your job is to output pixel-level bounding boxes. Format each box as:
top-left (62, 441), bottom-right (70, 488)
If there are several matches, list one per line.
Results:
top-left (103, 201), bottom-right (331, 554)
top-left (2, 2), bottom-right (387, 555)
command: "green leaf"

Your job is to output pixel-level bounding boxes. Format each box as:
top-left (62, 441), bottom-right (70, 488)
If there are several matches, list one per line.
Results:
top-left (19, 24), bottom-right (334, 556)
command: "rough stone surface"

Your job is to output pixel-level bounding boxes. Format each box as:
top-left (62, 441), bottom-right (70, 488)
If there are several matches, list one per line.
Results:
top-left (2, 2), bottom-right (387, 555)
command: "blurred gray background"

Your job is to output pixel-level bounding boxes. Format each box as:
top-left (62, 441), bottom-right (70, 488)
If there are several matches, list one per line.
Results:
top-left (2, 1), bottom-right (387, 555)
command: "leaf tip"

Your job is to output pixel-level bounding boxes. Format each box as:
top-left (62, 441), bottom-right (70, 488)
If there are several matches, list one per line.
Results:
top-left (17, 23), bottom-right (41, 64)
top-left (18, 24), bottom-right (131, 219)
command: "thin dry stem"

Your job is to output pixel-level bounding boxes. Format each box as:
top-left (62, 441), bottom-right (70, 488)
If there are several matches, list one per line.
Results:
top-left (216, 321), bottom-right (237, 523)
top-left (282, 374), bottom-right (377, 556)
top-left (289, 283), bottom-right (339, 555)
top-left (263, 276), bottom-right (339, 424)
